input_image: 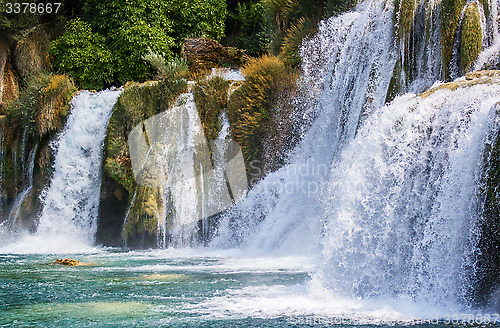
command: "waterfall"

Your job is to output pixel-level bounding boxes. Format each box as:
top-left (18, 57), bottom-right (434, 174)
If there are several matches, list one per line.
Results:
top-left (209, 0), bottom-right (500, 308)
top-left (475, 0), bottom-right (500, 70)
top-left (213, 0), bottom-right (421, 252)
top-left (35, 89), bottom-right (121, 246)
top-left (314, 77), bottom-right (500, 306)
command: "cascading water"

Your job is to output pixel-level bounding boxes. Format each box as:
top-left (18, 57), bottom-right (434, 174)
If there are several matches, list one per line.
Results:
top-left (33, 89), bottom-right (121, 248)
top-left (214, 0), bottom-right (413, 252)
top-left (128, 92), bottom-right (246, 248)
top-left (211, 0), bottom-right (500, 310)
top-left (313, 77), bottom-right (500, 307)
top-left (4, 143), bottom-right (38, 232)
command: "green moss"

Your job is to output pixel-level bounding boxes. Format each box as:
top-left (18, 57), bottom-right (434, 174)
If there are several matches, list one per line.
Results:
top-left (193, 76), bottom-right (230, 141)
top-left (441, 0), bottom-right (467, 79)
top-left (103, 76), bottom-right (187, 243)
top-left (460, 3), bottom-right (482, 73)
top-left (394, 0), bottom-right (416, 41)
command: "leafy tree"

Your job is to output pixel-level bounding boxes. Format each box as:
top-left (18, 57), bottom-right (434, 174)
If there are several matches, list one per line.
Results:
top-left (226, 1), bottom-right (268, 55)
top-left (113, 21), bottom-right (175, 83)
top-left (166, 0), bottom-right (227, 42)
top-left (83, 0), bottom-right (172, 34)
top-left (50, 19), bottom-right (114, 90)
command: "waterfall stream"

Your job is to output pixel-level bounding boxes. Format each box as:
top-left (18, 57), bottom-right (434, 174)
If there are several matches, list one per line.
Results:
top-left (32, 89), bottom-right (121, 249)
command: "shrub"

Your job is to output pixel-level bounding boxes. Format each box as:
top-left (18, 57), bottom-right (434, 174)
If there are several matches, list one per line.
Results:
top-left (167, 0), bottom-right (227, 42)
top-left (112, 21), bottom-right (175, 84)
top-left (227, 55), bottom-right (294, 175)
top-left (227, 1), bottom-right (268, 56)
top-left (50, 19), bottom-right (114, 90)
top-left (143, 51), bottom-right (190, 80)
top-left (280, 17), bottom-right (312, 66)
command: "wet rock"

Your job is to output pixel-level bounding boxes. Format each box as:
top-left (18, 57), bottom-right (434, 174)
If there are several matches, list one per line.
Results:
top-left (182, 38), bottom-right (249, 72)
top-left (55, 258), bottom-right (80, 266)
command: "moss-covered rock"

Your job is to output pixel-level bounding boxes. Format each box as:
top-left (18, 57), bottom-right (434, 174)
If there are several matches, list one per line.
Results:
top-left (227, 55), bottom-right (300, 183)
top-left (441, 0), bottom-right (466, 79)
top-left (460, 2), bottom-right (482, 73)
top-left (97, 77), bottom-right (187, 246)
top-left (193, 76), bottom-right (230, 141)
top-left (394, 0), bottom-right (416, 41)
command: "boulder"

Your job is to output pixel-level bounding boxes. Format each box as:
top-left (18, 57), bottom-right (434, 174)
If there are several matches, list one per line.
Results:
top-left (55, 258), bottom-right (80, 266)
top-left (182, 38), bottom-right (249, 72)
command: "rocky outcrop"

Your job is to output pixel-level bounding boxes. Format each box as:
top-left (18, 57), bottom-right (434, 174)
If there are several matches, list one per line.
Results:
top-left (55, 258), bottom-right (80, 266)
top-left (97, 78), bottom-right (187, 247)
top-left (182, 38), bottom-right (249, 72)
top-left (13, 27), bottom-right (50, 80)
top-left (0, 36), bottom-right (19, 108)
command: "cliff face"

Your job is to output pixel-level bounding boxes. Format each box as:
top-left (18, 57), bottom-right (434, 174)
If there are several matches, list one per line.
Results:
top-left (0, 26), bottom-right (76, 232)
top-left (0, 36), bottom-right (18, 108)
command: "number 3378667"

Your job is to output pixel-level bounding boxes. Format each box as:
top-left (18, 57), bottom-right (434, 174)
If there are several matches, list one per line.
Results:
top-left (4, 2), bottom-right (61, 14)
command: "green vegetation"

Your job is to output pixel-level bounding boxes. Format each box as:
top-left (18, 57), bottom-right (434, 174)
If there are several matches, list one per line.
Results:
top-left (47, 0), bottom-right (227, 89)
top-left (225, 1), bottom-right (269, 56)
top-left (6, 74), bottom-right (76, 137)
top-left (227, 55), bottom-right (296, 176)
top-left (193, 76), bottom-right (230, 140)
top-left (460, 2), bottom-right (482, 73)
top-left (225, 0), bottom-right (355, 65)
top-left (50, 19), bottom-right (114, 90)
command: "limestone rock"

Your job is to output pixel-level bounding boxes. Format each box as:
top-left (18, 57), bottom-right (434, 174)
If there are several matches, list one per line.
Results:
top-left (182, 38), bottom-right (249, 72)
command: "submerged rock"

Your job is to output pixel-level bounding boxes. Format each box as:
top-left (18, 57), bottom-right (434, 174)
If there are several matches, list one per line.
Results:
top-left (55, 258), bottom-right (80, 266)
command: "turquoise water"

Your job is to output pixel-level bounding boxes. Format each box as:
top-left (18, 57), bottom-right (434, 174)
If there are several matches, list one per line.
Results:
top-left (0, 249), bottom-right (498, 327)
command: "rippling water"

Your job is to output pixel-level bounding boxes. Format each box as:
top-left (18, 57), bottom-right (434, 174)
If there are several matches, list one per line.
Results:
top-left (1, 249), bottom-right (497, 327)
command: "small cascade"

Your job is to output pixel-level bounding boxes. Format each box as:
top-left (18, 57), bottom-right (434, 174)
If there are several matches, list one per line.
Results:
top-left (398, 0), bottom-right (443, 92)
top-left (475, 0), bottom-right (500, 70)
top-left (36, 89), bottom-right (121, 245)
top-left (5, 144), bottom-right (38, 232)
top-left (129, 93), bottom-right (211, 247)
top-left (128, 93), bottom-right (247, 247)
